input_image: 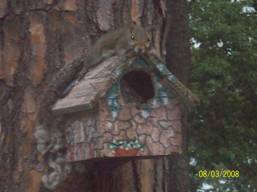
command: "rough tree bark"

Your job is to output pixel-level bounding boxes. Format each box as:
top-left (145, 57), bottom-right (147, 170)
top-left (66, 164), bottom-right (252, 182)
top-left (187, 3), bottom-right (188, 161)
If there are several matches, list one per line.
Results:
top-left (0, 0), bottom-right (191, 192)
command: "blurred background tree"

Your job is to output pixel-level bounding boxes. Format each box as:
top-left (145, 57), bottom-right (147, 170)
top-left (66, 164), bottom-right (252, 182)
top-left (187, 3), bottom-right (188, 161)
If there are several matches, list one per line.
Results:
top-left (189, 0), bottom-right (257, 191)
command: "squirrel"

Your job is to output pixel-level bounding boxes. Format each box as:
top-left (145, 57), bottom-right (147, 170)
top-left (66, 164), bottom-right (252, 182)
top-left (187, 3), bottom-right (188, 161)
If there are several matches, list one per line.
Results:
top-left (86, 22), bottom-right (153, 65)
top-left (62, 23), bottom-right (154, 96)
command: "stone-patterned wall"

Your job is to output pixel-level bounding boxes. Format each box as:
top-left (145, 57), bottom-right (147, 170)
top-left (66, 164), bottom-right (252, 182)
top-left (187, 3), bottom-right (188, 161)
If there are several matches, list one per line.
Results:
top-left (98, 95), bottom-right (183, 158)
top-left (65, 80), bottom-right (183, 161)
top-left (65, 111), bottom-right (99, 162)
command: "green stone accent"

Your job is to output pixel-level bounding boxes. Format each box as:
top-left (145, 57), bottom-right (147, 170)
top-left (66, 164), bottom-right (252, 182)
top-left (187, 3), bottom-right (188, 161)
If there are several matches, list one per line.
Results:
top-left (106, 82), bottom-right (121, 119)
top-left (108, 138), bottom-right (144, 150)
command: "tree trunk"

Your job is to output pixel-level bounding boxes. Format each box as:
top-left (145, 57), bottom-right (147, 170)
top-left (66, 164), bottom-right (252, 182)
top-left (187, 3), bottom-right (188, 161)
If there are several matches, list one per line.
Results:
top-left (0, 0), bottom-right (190, 191)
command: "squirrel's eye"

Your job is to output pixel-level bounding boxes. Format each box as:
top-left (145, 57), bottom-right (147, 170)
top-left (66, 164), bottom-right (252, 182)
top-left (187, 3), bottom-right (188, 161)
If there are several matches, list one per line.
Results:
top-left (131, 32), bottom-right (135, 40)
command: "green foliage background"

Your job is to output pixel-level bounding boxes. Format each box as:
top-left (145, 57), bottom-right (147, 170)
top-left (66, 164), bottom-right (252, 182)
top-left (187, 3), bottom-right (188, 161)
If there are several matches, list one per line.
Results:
top-left (188, 0), bottom-right (257, 191)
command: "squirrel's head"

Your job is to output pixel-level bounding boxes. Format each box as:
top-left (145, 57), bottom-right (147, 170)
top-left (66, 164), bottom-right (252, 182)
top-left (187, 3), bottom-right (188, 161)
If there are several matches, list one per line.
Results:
top-left (127, 23), bottom-right (152, 53)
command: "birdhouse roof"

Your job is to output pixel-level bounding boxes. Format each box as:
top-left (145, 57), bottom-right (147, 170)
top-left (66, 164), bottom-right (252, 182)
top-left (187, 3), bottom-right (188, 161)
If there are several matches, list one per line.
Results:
top-left (52, 55), bottom-right (199, 114)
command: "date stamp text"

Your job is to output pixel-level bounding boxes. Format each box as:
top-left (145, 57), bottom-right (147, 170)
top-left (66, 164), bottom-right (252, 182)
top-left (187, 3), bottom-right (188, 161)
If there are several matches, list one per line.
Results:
top-left (198, 170), bottom-right (240, 178)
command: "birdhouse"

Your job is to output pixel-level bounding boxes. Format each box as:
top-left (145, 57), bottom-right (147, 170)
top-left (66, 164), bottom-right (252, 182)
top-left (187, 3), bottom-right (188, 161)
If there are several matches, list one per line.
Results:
top-left (52, 56), bottom-right (198, 162)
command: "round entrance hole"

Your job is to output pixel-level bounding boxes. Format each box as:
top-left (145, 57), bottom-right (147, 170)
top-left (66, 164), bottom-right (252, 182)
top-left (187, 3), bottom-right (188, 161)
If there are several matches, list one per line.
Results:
top-left (120, 70), bottom-right (155, 103)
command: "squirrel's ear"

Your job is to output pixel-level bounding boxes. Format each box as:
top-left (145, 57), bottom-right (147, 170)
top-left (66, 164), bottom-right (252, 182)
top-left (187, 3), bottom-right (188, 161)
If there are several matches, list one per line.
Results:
top-left (127, 22), bottom-right (137, 31)
top-left (131, 20), bottom-right (137, 25)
